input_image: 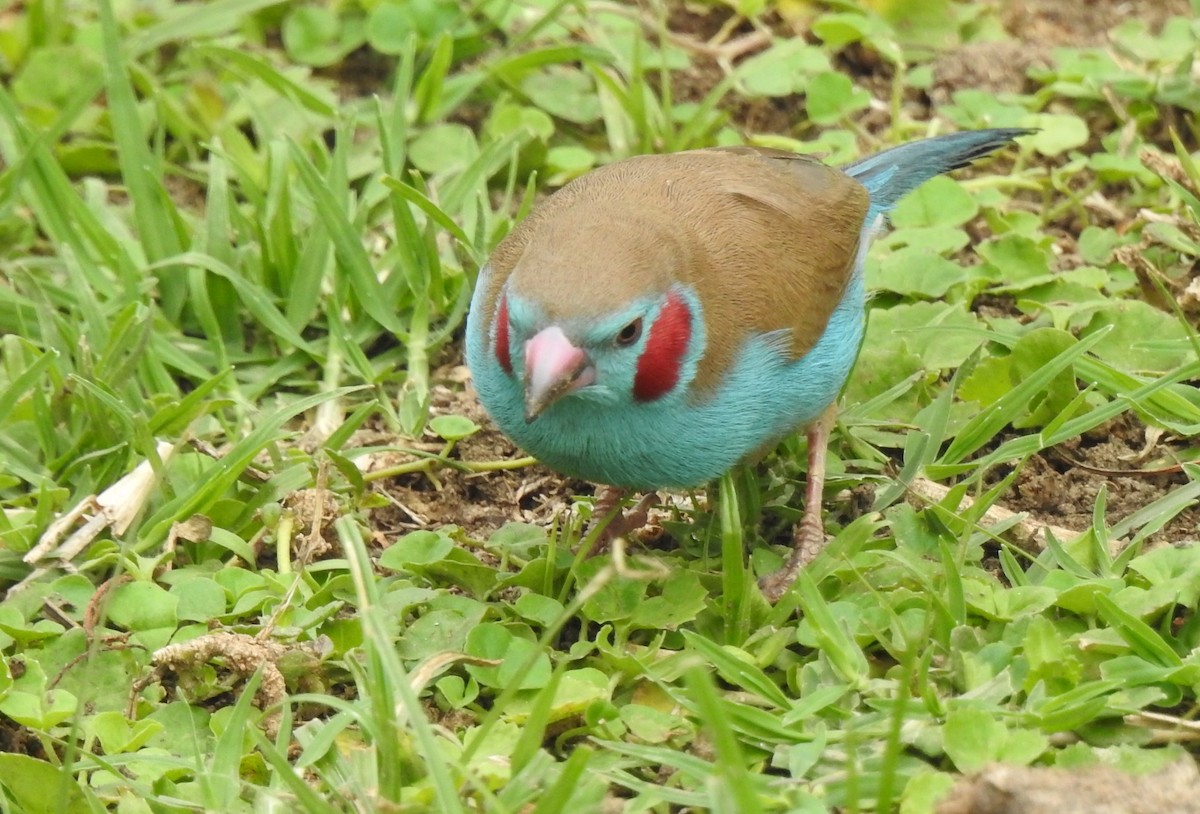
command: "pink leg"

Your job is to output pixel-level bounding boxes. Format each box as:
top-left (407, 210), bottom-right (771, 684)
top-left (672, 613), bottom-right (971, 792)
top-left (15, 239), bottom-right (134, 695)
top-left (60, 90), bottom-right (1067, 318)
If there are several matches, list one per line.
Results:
top-left (759, 406), bottom-right (836, 602)
top-left (584, 486), bottom-right (657, 554)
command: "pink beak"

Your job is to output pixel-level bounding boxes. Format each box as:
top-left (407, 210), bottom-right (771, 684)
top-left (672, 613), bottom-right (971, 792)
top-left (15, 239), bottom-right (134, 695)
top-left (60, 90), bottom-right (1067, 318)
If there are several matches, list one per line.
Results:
top-left (523, 326), bottom-right (595, 422)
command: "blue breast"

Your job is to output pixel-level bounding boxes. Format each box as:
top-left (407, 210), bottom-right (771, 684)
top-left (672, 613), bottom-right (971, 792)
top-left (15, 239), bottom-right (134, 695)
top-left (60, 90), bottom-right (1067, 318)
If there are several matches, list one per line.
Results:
top-left (465, 248), bottom-right (868, 490)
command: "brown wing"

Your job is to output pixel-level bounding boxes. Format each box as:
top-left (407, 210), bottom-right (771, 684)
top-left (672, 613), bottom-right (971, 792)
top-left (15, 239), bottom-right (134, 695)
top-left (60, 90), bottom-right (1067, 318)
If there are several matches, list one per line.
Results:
top-left (482, 148), bottom-right (870, 398)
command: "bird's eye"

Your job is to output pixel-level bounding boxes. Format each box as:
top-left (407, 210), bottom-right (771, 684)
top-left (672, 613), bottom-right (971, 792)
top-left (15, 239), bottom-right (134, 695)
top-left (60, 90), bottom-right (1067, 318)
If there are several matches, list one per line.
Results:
top-left (615, 318), bottom-right (643, 347)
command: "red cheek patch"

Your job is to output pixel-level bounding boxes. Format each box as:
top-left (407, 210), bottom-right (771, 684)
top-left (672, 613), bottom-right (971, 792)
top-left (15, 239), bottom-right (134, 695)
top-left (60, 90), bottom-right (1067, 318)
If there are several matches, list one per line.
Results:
top-left (633, 291), bottom-right (692, 402)
top-left (494, 295), bottom-right (512, 375)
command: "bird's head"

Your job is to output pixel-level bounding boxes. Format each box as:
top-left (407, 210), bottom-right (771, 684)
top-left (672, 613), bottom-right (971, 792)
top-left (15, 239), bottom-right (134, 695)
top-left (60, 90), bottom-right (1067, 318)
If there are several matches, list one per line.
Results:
top-left (491, 283), bottom-right (700, 422)
top-left (478, 197), bottom-right (714, 421)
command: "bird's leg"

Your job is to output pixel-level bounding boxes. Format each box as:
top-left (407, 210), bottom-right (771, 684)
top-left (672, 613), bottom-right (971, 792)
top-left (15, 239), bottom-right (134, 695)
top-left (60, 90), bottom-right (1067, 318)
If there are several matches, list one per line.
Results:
top-left (759, 405), bottom-right (836, 602)
top-left (584, 486), bottom-right (657, 554)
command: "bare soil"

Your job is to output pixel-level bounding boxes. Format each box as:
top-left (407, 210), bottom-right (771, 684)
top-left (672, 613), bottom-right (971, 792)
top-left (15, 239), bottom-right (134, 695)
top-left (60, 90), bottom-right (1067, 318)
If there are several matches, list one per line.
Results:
top-left (992, 415), bottom-right (1200, 546)
top-left (367, 370), bottom-right (587, 542)
top-left (937, 758), bottom-right (1200, 814)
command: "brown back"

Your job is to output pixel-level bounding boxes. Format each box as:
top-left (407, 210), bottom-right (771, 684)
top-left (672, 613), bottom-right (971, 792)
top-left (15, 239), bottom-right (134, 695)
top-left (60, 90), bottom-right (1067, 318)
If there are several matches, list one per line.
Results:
top-left (480, 147), bottom-right (870, 398)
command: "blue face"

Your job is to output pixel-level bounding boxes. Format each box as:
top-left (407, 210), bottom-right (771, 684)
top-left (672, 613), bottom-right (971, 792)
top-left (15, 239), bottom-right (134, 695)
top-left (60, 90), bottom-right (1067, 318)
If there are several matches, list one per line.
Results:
top-left (504, 290), bottom-right (675, 409)
top-left (466, 265), bottom-right (865, 490)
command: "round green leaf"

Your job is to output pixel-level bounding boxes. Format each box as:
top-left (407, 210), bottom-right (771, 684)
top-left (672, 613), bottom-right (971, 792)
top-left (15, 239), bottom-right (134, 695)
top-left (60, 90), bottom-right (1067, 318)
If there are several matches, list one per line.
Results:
top-left (737, 40), bottom-right (830, 97)
top-left (806, 71), bottom-right (871, 125)
top-left (409, 123), bottom-right (478, 174)
top-left (281, 5), bottom-right (348, 67)
top-left (891, 176), bottom-right (979, 229)
top-left (1024, 113), bottom-right (1090, 156)
top-left (465, 623), bottom-right (551, 689)
top-left (171, 578), bottom-right (228, 623)
top-left (428, 414), bottom-right (479, 441)
top-left (380, 530), bottom-right (455, 569)
top-left (513, 592), bottom-right (565, 628)
top-left (105, 581), bottom-right (179, 632)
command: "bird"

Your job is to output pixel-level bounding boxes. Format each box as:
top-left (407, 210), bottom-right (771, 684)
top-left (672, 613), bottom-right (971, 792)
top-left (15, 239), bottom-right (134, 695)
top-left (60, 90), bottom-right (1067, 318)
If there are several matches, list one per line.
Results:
top-left (465, 128), bottom-right (1032, 600)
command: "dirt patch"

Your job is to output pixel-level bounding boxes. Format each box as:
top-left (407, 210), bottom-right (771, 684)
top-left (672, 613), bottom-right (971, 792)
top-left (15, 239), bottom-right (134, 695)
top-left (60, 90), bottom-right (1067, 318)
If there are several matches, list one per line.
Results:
top-left (365, 369), bottom-right (587, 544)
top-left (662, 3), bottom-right (809, 138)
top-left (937, 757), bottom-right (1200, 814)
top-left (932, 0), bottom-right (1193, 107)
top-left (1000, 0), bottom-right (1192, 47)
top-left (315, 46), bottom-right (395, 100)
top-left (665, 2), bottom-right (739, 43)
top-left (930, 39), bottom-right (1051, 105)
top-left (0, 694), bottom-right (49, 760)
top-left (663, 0), bottom-right (1200, 144)
top-left (393, 367), bottom-right (1200, 557)
top-left (990, 415), bottom-right (1200, 546)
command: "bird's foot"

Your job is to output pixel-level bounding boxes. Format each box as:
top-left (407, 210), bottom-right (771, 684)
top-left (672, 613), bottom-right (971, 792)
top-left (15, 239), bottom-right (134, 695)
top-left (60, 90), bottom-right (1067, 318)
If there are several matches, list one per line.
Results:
top-left (583, 487), bottom-right (658, 555)
top-left (757, 513), bottom-right (828, 602)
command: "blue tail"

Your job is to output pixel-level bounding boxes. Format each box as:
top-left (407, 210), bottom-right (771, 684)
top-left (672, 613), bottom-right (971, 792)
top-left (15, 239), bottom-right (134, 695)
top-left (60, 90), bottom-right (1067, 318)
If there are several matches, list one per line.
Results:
top-left (843, 128), bottom-right (1033, 215)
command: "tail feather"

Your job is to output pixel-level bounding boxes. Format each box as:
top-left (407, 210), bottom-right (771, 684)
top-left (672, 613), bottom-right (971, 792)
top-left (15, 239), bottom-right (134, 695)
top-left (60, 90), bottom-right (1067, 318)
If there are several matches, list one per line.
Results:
top-left (843, 128), bottom-right (1034, 213)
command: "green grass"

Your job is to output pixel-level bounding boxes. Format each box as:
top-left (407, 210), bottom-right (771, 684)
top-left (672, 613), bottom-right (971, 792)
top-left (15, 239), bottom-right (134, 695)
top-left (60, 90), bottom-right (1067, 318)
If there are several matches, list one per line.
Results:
top-left (1, 0), bottom-right (1199, 811)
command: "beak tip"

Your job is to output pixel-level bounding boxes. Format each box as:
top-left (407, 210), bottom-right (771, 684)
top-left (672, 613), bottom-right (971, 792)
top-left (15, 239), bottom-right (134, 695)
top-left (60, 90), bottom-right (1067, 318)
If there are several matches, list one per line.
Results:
top-left (523, 327), bottom-right (592, 421)
top-left (523, 397), bottom-right (543, 424)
